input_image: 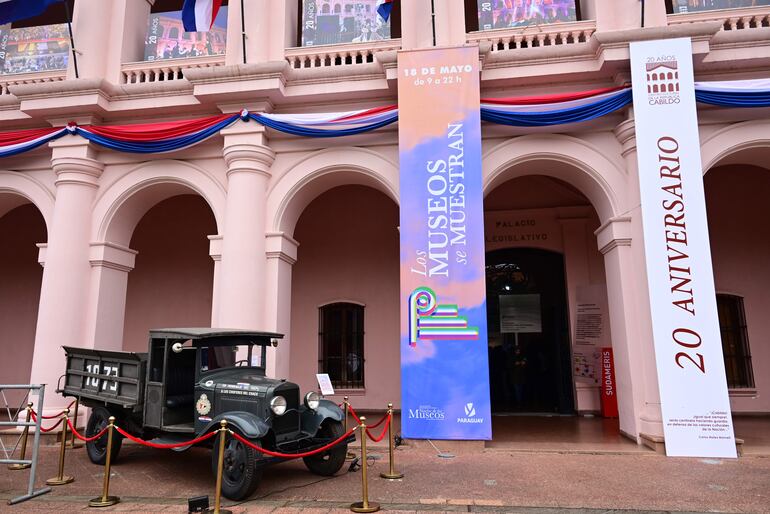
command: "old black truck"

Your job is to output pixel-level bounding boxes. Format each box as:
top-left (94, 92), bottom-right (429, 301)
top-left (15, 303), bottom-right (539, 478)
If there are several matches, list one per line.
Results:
top-left (60, 328), bottom-right (351, 500)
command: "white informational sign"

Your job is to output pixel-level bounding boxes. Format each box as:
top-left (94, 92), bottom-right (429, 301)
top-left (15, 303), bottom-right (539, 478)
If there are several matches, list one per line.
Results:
top-left (573, 285), bottom-right (609, 384)
top-left (315, 373), bottom-right (335, 396)
top-left (499, 294), bottom-right (541, 334)
top-left (630, 38), bottom-right (736, 458)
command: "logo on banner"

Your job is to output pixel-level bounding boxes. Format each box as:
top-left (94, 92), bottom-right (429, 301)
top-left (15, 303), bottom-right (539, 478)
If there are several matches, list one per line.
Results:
top-left (458, 401), bottom-right (483, 424)
top-left (645, 58), bottom-right (680, 105)
top-left (408, 287), bottom-right (479, 347)
top-left (408, 405), bottom-right (445, 420)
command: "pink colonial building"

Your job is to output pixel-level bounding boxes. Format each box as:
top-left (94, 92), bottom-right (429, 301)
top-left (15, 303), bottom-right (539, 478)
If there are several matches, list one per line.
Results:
top-left (1, 0), bottom-right (769, 451)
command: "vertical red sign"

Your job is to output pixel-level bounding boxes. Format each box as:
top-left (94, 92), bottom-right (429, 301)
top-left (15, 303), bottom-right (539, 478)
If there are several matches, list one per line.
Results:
top-left (600, 347), bottom-right (618, 418)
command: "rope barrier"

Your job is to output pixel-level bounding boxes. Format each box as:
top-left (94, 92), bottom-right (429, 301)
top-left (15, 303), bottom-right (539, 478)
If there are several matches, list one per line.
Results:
top-left (229, 426), bottom-right (357, 459)
top-left (113, 426), bottom-right (217, 449)
top-left (65, 418), bottom-right (108, 443)
top-left (39, 401), bottom-right (76, 420)
top-left (347, 405), bottom-right (390, 440)
top-left (365, 415), bottom-right (391, 443)
top-left (29, 411), bottom-right (64, 433)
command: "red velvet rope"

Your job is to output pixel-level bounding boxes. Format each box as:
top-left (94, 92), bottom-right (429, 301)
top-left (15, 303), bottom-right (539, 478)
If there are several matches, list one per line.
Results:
top-left (65, 417), bottom-right (108, 443)
top-left (30, 411), bottom-right (64, 433)
top-left (347, 405), bottom-right (388, 429)
top-left (40, 400), bottom-right (76, 419)
top-left (365, 415), bottom-right (391, 443)
top-left (229, 426), bottom-right (357, 459)
top-left (114, 425), bottom-right (218, 449)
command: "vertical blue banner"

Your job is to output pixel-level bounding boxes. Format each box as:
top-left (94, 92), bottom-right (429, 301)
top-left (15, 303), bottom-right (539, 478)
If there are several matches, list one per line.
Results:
top-left (398, 46), bottom-right (491, 440)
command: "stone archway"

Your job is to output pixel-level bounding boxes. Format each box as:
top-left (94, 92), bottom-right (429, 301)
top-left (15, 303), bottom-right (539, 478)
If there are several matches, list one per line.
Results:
top-left (0, 191), bottom-right (48, 403)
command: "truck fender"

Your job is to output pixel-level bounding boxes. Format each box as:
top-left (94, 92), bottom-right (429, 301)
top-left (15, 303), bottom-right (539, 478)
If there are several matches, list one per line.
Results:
top-left (203, 411), bottom-right (270, 440)
top-left (301, 399), bottom-right (344, 435)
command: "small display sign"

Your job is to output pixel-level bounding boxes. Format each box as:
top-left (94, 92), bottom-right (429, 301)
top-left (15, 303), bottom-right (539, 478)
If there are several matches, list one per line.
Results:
top-left (477, 0), bottom-right (578, 31)
top-left (499, 294), bottom-right (542, 334)
top-left (143, 8), bottom-right (228, 61)
top-left (316, 373), bottom-right (335, 395)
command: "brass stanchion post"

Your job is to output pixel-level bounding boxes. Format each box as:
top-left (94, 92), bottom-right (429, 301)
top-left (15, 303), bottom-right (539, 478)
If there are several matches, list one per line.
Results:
top-left (344, 396), bottom-right (356, 460)
top-left (205, 420), bottom-right (232, 514)
top-left (46, 409), bottom-right (74, 485)
top-left (379, 403), bottom-right (403, 480)
top-left (88, 416), bottom-right (119, 507)
top-left (68, 398), bottom-right (82, 449)
top-left (8, 403), bottom-right (33, 470)
top-left (350, 417), bottom-right (379, 513)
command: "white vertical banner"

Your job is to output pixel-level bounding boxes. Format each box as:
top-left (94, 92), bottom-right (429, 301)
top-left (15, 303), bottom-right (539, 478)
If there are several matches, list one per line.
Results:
top-left (630, 38), bottom-right (736, 458)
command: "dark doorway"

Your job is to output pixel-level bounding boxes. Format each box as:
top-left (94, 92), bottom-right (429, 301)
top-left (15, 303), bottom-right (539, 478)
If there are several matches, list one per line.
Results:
top-left (486, 248), bottom-right (574, 414)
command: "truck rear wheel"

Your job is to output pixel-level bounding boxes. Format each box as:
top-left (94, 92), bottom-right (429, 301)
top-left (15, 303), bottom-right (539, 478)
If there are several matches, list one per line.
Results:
top-left (211, 430), bottom-right (262, 501)
top-left (303, 419), bottom-right (347, 476)
top-left (85, 406), bottom-right (123, 465)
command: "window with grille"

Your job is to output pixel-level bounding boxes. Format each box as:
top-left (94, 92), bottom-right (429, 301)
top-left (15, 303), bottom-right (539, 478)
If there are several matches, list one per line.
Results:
top-left (716, 294), bottom-right (755, 389)
top-left (318, 303), bottom-right (365, 389)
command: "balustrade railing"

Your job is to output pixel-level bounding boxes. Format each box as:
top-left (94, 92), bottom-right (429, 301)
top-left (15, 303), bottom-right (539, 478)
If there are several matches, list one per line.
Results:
top-left (0, 70), bottom-right (66, 96)
top-left (667, 6), bottom-right (770, 31)
top-left (120, 54), bottom-right (225, 85)
top-left (467, 20), bottom-right (596, 52)
top-left (285, 39), bottom-right (401, 70)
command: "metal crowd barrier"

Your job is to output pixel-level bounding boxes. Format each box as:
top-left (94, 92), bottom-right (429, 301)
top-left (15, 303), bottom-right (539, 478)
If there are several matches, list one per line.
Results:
top-left (0, 384), bottom-right (52, 504)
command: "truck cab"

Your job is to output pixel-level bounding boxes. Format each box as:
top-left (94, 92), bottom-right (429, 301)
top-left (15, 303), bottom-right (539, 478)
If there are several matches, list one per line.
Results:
top-left (62, 328), bottom-right (350, 501)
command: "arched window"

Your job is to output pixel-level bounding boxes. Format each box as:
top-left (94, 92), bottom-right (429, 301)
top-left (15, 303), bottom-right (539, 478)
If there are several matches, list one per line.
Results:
top-left (168, 26), bottom-right (179, 39)
top-left (717, 294), bottom-right (754, 389)
top-left (319, 303), bottom-right (365, 389)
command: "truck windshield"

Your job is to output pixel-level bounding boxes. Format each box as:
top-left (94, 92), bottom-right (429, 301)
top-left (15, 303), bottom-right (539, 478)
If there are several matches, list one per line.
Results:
top-left (199, 344), bottom-right (266, 372)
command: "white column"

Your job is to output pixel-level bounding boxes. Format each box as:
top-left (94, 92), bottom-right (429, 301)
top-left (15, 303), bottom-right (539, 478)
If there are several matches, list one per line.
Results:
top-left (209, 235), bottom-right (223, 327)
top-left (264, 232), bottom-right (298, 379)
top-left (83, 242), bottom-right (137, 352)
top-left (29, 137), bottom-right (103, 411)
top-left (602, 117), bottom-right (665, 445)
top-left (217, 121), bottom-right (275, 330)
top-left (433, 0), bottom-right (467, 46)
top-left (401, 0), bottom-right (435, 50)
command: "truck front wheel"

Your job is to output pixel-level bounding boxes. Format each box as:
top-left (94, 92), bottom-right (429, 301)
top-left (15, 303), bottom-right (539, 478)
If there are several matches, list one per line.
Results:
top-left (211, 430), bottom-right (262, 501)
top-left (85, 406), bottom-right (123, 465)
top-left (303, 419), bottom-right (347, 476)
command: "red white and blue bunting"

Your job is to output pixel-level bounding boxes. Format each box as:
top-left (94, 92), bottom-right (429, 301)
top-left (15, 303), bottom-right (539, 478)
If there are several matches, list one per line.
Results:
top-left (0, 79), bottom-right (767, 158)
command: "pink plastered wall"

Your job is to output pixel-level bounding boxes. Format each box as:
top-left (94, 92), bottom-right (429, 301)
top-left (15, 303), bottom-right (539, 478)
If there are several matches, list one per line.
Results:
top-left (0, 204), bottom-right (45, 399)
top-left (290, 186), bottom-right (400, 410)
top-left (122, 195), bottom-right (216, 353)
top-left (705, 165), bottom-right (770, 413)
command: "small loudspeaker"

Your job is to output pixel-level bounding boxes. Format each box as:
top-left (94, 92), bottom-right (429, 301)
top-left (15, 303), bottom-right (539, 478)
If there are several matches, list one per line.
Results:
top-left (187, 495), bottom-right (209, 513)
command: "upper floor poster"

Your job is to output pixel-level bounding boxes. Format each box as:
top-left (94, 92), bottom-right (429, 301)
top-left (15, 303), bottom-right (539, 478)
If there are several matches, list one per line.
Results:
top-left (144, 7), bottom-right (228, 61)
top-left (477, 0), bottom-right (577, 31)
top-left (301, 0), bottom-right (391, 46)
top-left (671, 0), bottom-right (770, 13)
top-left (0, 24), bottom-right (69, 75)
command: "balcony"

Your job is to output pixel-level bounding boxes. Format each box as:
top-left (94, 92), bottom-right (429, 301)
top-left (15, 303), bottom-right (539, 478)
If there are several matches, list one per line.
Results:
top-left (667, 5), bottom-right (770, 31)
top-left (0, 70), bottom-right (67, 96)
top-left (120, 55), bottom-right (226, 85)
top-left (285, 39), bottom-right (401, 71)
top-left (467, 20), bottom-right (596, 53)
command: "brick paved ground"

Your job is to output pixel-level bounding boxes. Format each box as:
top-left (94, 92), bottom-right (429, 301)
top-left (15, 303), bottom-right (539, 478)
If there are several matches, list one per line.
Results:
top-left (1, 439), bottom-right (768, 513)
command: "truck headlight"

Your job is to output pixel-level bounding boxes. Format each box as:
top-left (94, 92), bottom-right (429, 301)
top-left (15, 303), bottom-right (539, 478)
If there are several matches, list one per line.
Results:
top-left (304, 392), bottom-right (320, 410)
top-left (270, 396), bottom-right (287, 416)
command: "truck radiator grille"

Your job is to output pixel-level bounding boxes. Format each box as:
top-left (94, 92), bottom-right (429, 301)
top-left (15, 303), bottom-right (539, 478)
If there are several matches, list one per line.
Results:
top-left (272, 385), bottom-right (299, 436)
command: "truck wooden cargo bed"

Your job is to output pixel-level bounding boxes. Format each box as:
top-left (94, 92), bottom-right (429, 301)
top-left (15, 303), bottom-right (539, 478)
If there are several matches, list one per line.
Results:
top-left (61, 346), bottom-right (146, 410)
